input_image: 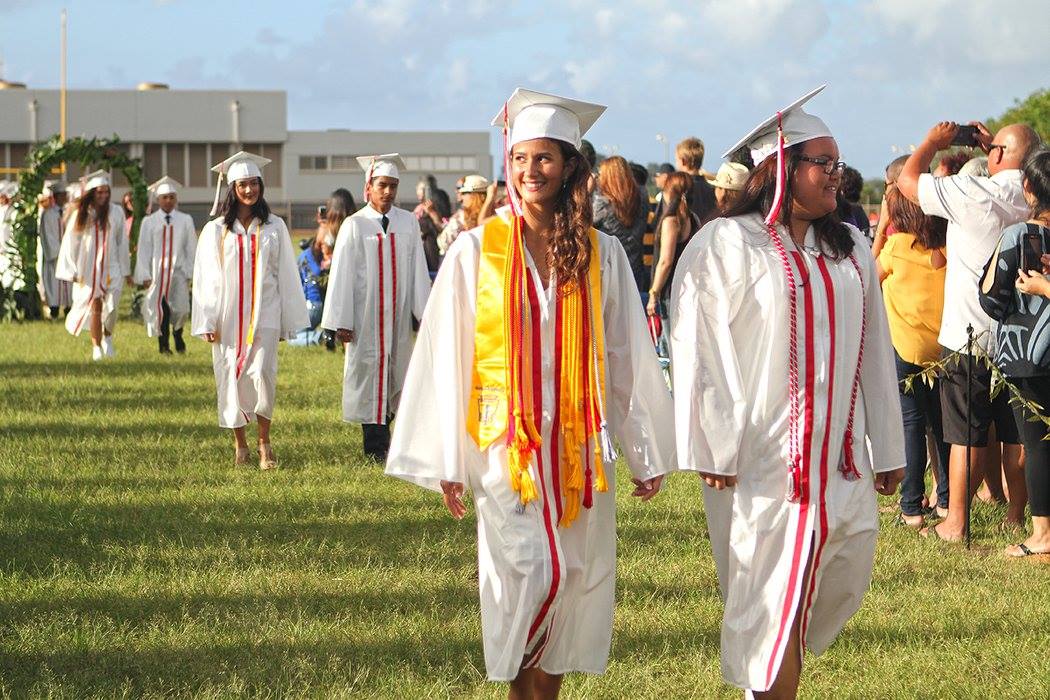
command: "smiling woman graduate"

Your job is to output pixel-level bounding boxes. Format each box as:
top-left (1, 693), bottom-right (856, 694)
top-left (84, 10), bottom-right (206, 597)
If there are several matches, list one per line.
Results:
top-left (669, 86), bottom-right (906, 698)
top-left (56, 170), bottom-right (132, 361)
top-left (385, 88), bottom-right (676, 699)
top-left (191, 151), bottom-right (309, 470)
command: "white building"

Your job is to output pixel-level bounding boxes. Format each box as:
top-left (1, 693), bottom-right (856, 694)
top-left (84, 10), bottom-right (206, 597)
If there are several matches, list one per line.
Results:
top-left (0, 83), bottom-right (492, 230)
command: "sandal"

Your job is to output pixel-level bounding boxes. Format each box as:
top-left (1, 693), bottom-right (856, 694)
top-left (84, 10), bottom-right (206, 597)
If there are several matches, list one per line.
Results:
top-left (896, 513), bottom-right (925, 530)
top-left (258, 443), bottom-right (278, 471)
top-left (234, 447), bottom-right (251, 466)
top-left (1004, 543), bottom-right (1050, 558)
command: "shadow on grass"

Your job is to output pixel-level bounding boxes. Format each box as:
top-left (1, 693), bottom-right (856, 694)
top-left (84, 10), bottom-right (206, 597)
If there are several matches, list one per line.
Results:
top-left (0, 627), bottom-right (483, 697)
top-left (0, 361), bottom-right (209, 380)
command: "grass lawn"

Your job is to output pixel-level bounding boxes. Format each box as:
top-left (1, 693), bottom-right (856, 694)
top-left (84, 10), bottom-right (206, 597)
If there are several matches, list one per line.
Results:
top-left (1, 311), bottom-right (1049, 699)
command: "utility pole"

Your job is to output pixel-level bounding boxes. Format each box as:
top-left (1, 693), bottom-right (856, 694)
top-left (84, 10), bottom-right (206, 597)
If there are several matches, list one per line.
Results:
top-left (60, 9), bottom-right (67, 145)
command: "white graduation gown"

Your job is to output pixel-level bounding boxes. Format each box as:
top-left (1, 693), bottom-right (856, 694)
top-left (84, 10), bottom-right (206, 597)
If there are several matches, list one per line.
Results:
top-left (321, 204), bottom-right (431, 425)
top-left (669, 213), bottom-right (905, 692)
top-left (56, 204), bottom-right (130, 336)
top-left (134, 208), bottom-right (197, 336)
top-left (37, 205), bottom-right (71, 308)
top-left (0, 203), bottom-right (21, 291)
top-left (191, 215), bottom-right (309, 428)
top-left (386, 222), bottom-right (677, 681)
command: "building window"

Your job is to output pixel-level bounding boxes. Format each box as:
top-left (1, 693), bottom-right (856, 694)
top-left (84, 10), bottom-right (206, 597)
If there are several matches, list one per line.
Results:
top-left (262, 144), bottom-right (283, 187)
top-left (143, 143), bottom-right (163, 184)
top-left (188, 144), bottom-right (208, 188)
top-left (8, 143), bottom-right (28, 171)
top-left (166, 143), bottom-right (186, 185)
top-left (111, 143), bottom-right (131, 187)
top-left (299, 155), bottom-right (327, 171)
top-left (330, 155), bottom-right (362, 171)
top-left (461, 156), bottom-right (478, 171)
top-left (209, 144), bottom-right (231, 186)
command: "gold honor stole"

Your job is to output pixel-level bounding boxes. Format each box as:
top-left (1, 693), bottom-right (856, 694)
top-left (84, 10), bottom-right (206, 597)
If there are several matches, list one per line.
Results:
top-left (467, 215), bottom-right (611, 527)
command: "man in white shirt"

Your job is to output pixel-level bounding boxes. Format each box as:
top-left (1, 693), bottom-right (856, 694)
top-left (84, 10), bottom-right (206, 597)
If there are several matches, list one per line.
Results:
top-left (898, 120), bottom-right (1040, 542)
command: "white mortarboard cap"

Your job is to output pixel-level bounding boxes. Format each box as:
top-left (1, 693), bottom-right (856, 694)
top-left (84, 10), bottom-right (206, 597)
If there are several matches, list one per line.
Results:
top-left (357, 153), bottom-right (406, 182)
top-left (722, 85), bottom-right (832, 165)
top-left (212, 151), bottom-right (270, 184)
top-left (83, 169), bottom-right (112, 192)
top-left (0, 181), bottom-right (17, 197)
top-left (0, 180), bottom-right (8, 197)
top-left (149, 176), bottom-right (182, 197)
top-left (209, 151), bottom-right (270, 215)
top-left (67, 183), bottom-right (82, 201)
top-left (492, 88), bottom-right (606, 150)
top-left (44, 179), bottom-right (66, 195)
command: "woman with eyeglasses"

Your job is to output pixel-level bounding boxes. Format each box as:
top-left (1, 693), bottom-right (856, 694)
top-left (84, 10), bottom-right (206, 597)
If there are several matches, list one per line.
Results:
top-left (670, 87), bottom-right (904, 698)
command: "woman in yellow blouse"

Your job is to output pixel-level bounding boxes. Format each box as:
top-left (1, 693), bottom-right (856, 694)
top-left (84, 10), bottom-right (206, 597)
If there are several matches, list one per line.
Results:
top-left (877, 188), bottom-right (949, 528)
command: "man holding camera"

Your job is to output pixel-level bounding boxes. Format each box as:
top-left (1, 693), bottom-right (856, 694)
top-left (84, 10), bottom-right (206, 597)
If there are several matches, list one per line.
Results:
top-left (898, 120), bottom-right (1040, 542)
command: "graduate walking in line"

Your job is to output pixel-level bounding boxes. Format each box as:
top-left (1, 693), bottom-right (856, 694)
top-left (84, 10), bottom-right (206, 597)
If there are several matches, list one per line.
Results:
top-left (669, 87), bottom-right (905, 698)
top-left (321, 154), bottom-right (432, 461)
top-left (386, 89), bottom-right (676, 699)
top-left (191, 152), bottom-right (308, 469)
top-left (56, 170), bottom-right (132, 361)
top-left (37, 180), bottom-right (72, 318)
top-left (134, 176), bottom-right (197, 355)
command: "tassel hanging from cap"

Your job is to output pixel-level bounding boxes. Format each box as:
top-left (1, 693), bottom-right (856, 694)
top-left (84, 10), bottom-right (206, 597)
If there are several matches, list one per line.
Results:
top-left (209, 165), bottom-right (224, 216)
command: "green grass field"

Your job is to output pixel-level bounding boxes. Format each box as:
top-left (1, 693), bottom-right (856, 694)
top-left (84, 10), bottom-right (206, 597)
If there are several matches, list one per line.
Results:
top-left (1, 313), bottom-right (1049, 699)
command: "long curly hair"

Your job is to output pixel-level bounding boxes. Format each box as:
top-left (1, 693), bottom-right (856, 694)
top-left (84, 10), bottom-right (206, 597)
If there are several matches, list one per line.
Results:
top-left (75, 186), bottom-right (111, 233)
top-left (547, 141), bottom-right (594, 291)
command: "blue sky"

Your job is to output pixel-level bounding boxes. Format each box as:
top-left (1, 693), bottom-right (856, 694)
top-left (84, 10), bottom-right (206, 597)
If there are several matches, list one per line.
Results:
top-left (1, 0), bottom-right (1047, 178)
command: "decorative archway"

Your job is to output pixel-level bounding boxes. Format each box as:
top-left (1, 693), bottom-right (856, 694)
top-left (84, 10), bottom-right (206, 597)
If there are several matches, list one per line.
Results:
top-left (2, 135), bottom-right (148, 320)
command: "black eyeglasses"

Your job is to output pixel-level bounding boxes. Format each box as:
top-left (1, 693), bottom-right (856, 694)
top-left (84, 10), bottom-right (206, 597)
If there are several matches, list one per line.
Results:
top-left (798, 155), bottom-right (846, 175)
top-left (989, 143), bottom-right (1006, 163)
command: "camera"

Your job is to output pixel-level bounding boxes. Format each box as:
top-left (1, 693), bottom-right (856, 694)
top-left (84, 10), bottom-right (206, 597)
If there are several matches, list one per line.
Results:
top-left (951, 125), bottom-right (979, 148)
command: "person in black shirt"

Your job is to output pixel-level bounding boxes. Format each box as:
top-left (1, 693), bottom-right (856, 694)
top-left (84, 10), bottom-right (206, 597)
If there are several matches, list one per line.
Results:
top-left (675, 136), bottom-right (717, 224)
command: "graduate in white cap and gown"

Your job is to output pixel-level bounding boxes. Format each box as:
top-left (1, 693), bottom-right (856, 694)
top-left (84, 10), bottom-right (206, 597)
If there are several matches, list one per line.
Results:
top-left (668, 86), bottom-right (905, 698)
top-left (134, 176), bottom-right (197, 354)
top-left (191, 151), bottom-right (309, 469)
top-left (386, 88), bottom-right (676, 698)
top-left (56, 170), bottom-right (132, 360)
top-left (0, 181), bottom-right (21, 291)
top-left (321, 153), bottom-right (432, 461)
top-left (37, 180), bottom-right (72, 317)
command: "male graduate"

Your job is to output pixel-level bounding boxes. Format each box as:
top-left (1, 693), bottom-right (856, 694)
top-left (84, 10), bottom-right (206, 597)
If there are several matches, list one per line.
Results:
top-left (322, 154), bottom-right (432, 461)
top-left (38, 180), bottom-right (71, 317)
top-left (134, 176), bottom-right (197, 354)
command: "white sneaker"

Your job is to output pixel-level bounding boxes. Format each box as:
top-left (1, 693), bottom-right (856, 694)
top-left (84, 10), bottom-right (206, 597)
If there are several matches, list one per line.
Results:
top-left (91, 345), bottom-right (104, 361)
top-left (102, 337), bottom-right (115, 357)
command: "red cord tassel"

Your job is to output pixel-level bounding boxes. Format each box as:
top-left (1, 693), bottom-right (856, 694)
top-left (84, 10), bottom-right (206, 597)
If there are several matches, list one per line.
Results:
top-left (839, 432), bottom-right (863, 481)
top-left (786, 454), bottom-right (803, 503)
top-left (582, 441), bottom-right (594, 509)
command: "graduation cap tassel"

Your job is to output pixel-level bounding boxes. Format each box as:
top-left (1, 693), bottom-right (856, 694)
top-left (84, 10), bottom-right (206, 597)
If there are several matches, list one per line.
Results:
top-left (363, 158), bottom-right (375, 208)
top-left (762, 112), bottom-right (804, 505)
top-left (209, 166), bottom-right (224, 217)
top-left (765, 112), bottom-right (786, 228)
top-left (503, 103), bottom-right (522, 218)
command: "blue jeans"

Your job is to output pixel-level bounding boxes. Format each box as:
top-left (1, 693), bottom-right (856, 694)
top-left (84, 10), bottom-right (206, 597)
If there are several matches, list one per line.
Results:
top-left (895, 351), bottom-right (950, 514)
top-left (288, 300), bottom-right (324, 347)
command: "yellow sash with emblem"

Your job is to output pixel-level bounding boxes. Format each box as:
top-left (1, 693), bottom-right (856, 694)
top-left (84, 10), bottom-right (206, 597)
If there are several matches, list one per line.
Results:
top-left (467, 214), bottom-right (612, 526)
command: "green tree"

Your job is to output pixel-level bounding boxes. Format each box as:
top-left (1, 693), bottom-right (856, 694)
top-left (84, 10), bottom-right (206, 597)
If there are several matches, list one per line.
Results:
top-left (987, 88), bottom-right (1050, 141)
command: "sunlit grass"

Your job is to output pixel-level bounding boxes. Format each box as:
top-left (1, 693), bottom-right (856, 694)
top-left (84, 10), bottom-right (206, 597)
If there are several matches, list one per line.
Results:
top-left (1, 311), bottom-right (1048, 699)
